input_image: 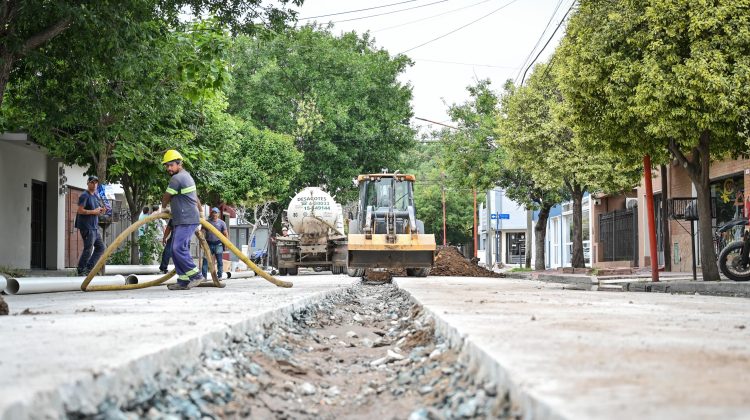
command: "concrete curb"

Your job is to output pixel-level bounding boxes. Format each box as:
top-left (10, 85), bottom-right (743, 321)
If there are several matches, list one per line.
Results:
top-left (395, 279), bottom-right (570, 420)
top-left (505, 272), bottom-right (750, 298)
top-left (1, 286), bottom-right (352, 420)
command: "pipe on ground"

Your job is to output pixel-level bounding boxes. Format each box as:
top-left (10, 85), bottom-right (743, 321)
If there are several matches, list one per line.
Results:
top-left (105, 265), bottom-right (175, 275)
top-left (6, 275), bottom-right (126, 295)
top-left (0, 275), bottom-right (6, 293)
top-left (81, 212), bottom-right (291, 291)
top-left (225, 271), bottom-right (256, 279)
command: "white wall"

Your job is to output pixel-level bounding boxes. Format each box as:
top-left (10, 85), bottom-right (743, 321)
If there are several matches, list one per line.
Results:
top-left (0, 141), bottom-right (49, 269)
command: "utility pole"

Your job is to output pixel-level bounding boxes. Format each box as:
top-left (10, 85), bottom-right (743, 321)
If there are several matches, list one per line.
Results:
top-left (441, 172), bottom-right (447, 246)
top-left (643, 155), bottom-right (660, 282)
top-left (473, 188), bottom-right (478, 258)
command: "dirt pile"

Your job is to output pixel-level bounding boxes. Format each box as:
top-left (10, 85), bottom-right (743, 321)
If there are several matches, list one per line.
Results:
top-left (0, 296), bottom-right (7, 316)
top-left (431, 246), bottom-right (504, 278)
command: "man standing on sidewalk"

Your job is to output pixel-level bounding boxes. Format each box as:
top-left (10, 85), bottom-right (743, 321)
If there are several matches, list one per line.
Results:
top-left (160, 150), bottom-right (205, 290)
top-left (202, 207), bottom-right (228, 279)
top-left (76, 175), bottom-right (106, 276)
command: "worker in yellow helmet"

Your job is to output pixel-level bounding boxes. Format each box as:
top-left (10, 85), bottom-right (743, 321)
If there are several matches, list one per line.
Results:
top-left (160, 150), bottom-right (205, 290)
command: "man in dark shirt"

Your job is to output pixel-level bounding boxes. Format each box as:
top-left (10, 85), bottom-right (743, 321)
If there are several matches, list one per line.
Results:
top-left (161, 149), bottom-right (205, 290)
top-left (201, 207), bottom-right (228, 279)
top-left (76, 175), bottom-right (106, 276)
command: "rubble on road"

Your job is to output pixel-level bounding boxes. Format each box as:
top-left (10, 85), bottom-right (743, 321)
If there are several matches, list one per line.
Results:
top-left (0, 295), bottom-right (7, 316)
top-left (431, 247), bottom-right (504, 278)
top-left (71, 284), bottom-right (512, 419)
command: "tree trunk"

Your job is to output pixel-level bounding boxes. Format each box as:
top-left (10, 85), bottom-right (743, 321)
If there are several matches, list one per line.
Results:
top-left (668, 133), bottom-right (720, 281)
top-left (122, 175), bottom-right (142, 265)
top-left (534, 202), bottom-right (552, 270)
top-left (0, 51), bottom-right (14, 110)
top-left (525, 209), bottom-right (532, 268)
top-left (570, 184), bottom-right (585, 268)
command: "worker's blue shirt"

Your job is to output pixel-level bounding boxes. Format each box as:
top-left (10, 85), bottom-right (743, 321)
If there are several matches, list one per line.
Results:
top-left (76, 191), bottom-right (99, 230)
top-left (204, 219), bottom-right (227, 243)
top-left (166, 170), bottom-right (200, 225)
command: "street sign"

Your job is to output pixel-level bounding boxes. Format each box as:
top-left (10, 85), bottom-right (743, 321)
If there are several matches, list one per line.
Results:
top-left (490, 213), bottom-right (497, 220)
top-left (499, 213), bottom-right (510, 219)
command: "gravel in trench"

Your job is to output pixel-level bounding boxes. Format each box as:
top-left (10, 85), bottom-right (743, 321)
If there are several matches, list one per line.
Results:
top-left (72, 283), bottom-right (514, 419)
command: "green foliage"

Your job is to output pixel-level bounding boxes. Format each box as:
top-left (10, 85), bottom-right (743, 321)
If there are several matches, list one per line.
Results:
top-left (440, 80), bottom-right (503, 192)
top-left (137, 223), bottom-right (163, 265)
top-left (0, 265), bottom-right (26, 278)
top-left (509, 267), bottom-right (532, 272)
top-left (107, 244), bottom-right (131, 265)
top-left (403, 144), bottom-right (474, 245)
top-left (557, 0), bottom-right (750, 163)
top-left (226, 26), bottom-right (415, 202)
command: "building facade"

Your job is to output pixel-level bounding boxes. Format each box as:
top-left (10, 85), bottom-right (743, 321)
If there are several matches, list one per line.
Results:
top-left (477, 188), bottom-right (529, 267)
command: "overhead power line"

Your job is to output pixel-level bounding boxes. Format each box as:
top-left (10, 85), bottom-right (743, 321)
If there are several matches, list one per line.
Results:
top-left (519, 0), bottom-right (576, 84)
top-left (415, 117), bottom-right (459, 129)
top-left (413, 57), bottom-right (517, 69)
top-left (374, 0), bottom-right (494, 32)
top-left (299, 1), bottom-right (417, 20)
top-left (514, 0), bottom-right (564, 83)
top-left (399, 0), bottom-right (522, 54)
top-left (333, 0), bottom-right (451, 24)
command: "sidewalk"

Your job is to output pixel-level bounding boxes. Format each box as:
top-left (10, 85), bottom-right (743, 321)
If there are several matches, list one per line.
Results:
top-left (396, 277), bottom-right (750, 420)
top-left (0, 275), bottom-right (356, 419)
top-left (504, 270), bottom-right (750, 298)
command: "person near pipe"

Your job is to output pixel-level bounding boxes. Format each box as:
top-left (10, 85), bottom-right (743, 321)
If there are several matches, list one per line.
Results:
top-left (201, 207), bottom-right (228, 279)
top-left (160, 150), bottom-right (206, 290)
top-left (76, 175), bottom-right (106, 276)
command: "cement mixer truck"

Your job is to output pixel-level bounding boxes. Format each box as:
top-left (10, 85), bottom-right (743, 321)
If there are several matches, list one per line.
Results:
top-left (275, 187), bottom-right (347, 275)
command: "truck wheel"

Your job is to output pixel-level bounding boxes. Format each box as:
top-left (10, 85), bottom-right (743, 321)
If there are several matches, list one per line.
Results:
top-left (288, 267), bottom-right (298, 276)
top-left (279, 267), bottom-right (288, 276)
top-left (407, 268), bottom-right (430, 277)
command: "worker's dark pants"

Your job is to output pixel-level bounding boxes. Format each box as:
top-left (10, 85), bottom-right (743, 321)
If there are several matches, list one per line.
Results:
top-left (201, 242), bottom-right (224, 278)
top-left (159, 235), bottom-right (173, 272)
top-left (171, 224), bottom-right (202, 281)
top-left (78, 228), bottom-right (104, 274)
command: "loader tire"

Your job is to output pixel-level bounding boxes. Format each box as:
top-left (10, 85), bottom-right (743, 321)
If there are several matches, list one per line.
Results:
top-left (407, 268), bottom-right (430, 277)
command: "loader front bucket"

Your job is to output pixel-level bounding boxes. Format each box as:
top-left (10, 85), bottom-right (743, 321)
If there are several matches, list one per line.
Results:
top-left (347, 234), bottom-right (436, 269)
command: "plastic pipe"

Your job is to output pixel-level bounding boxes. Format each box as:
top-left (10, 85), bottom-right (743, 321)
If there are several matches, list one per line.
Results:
top-left (6, 275), bottom-right (125, 295)
top-left (105, 265), bottom-right (174, 275)
top-left (0, 275), bottom-right (6, 293)
top-left (125, 273), bottom-right (176, 285)
top-left (225, 271), bottom-right (256, 279)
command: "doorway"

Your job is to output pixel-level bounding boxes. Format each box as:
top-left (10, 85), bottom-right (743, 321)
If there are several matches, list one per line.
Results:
top-left (65, 187), bottom-right (85, 267)
top-left (30, 180), bottom-right (47, 268)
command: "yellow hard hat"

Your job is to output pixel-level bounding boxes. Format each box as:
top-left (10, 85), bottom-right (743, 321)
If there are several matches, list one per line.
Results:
top-left (162, 149), bottom-right (184, 164)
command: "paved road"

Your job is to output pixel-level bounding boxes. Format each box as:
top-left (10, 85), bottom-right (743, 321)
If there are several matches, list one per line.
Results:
top-left (0, 274), bottom-right (356, 419)
top-left (396, 277), bottom-right (750, 420)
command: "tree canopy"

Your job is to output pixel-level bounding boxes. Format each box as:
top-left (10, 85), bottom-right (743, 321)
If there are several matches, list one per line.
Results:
top-left (226, 26), bottom-right (415, 201)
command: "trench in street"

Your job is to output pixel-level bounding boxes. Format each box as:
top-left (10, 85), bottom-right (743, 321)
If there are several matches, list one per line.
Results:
top-left (68, 282), bottom-right (515, 419)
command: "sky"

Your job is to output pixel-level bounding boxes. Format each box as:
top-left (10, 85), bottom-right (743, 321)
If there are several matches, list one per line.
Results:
top-left (290, 0), bottom-right (573, 134)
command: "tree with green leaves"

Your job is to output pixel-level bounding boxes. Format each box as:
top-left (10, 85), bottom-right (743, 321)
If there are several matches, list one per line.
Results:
top-left (498, 64), bottom-right (639, 268)
top-left (0, 0), bottom-right (302, 112)
top-left (226, 26), bottom-right (415, 202)
top-left (440, 79), bottom-right (565, 269)
top-left (556, 0), bottom-right (750, 279)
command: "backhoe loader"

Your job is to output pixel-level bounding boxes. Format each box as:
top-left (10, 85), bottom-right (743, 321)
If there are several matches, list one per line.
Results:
top-left (347, 172), bottom-right (435, 280)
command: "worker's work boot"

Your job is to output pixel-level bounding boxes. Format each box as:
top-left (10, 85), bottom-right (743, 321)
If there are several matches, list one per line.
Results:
top-left (167, 276), bottom-right (205, 290)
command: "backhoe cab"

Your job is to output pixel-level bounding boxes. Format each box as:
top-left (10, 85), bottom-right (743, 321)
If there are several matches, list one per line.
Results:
top-left (347, 173), bottom-right (435, 277)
